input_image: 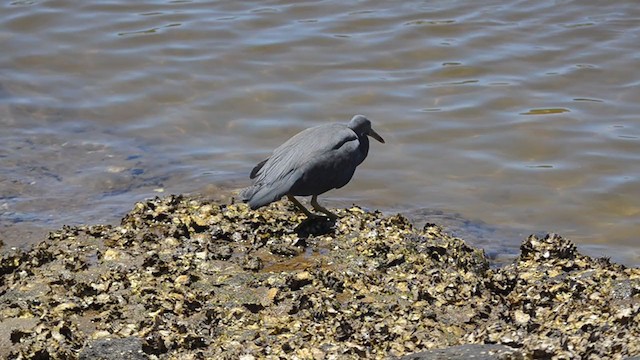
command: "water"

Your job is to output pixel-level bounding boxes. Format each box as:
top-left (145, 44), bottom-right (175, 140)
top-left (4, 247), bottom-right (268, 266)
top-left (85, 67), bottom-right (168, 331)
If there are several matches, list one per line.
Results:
top-left (1, 0), bottom-right (638, 265)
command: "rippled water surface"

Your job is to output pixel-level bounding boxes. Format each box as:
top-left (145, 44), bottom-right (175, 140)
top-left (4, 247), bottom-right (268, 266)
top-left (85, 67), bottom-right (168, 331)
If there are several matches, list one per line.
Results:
top-left (1, 0), bottom-right (639, 264)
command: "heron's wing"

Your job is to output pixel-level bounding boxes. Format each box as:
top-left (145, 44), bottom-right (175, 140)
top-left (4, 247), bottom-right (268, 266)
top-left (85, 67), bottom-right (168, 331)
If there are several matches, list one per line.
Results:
top-left (249, 158), bottom-right (268, 179)
top-left (256, 124), bottom-right (355, 182)
top-left (293, 132), bottom-right (364, 193)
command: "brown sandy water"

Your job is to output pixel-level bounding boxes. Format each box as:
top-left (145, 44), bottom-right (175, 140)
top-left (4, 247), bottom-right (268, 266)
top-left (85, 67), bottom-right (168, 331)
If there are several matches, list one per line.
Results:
top-left (1, 0), bottom-right (638, 265)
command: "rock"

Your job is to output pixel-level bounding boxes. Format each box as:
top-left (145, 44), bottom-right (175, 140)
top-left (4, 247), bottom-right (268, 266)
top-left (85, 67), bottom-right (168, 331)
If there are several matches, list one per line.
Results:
top-left (0, 195), bottom-right (637, 359)
top-left (79, 337), bottom-right (146, 360)
top-left (397, 344), bottom-right (524, 360)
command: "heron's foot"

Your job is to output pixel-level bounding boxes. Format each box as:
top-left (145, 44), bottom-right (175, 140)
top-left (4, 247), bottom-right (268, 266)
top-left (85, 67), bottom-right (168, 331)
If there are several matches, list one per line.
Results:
top-left (310, 195), bottom-right (339, 220)
top-left (304, 210), bottom-right (336, 221)
top-left (315, 208), bottom-right (338, 220)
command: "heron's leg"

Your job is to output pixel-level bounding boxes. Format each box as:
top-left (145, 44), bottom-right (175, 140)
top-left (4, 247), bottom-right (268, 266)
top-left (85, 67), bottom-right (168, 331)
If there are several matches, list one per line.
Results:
top-left (310, 195), bottom-right (338, 220)
top-left (286, 195), bottom-right (317, 218)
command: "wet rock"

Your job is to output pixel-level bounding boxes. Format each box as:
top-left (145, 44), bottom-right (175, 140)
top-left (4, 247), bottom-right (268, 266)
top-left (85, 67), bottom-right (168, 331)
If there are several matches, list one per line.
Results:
top-left (79, 337), bottom-right (146, 360)
top-left (397, 344), bottom-right (524, 360)
top-left (241, 255), bottom-right (263, 272)
top-left (0, 195), bottom-right (638, 359)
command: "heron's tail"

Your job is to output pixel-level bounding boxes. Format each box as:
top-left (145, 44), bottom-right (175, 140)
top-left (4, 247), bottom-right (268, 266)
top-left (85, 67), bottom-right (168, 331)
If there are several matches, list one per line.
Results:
top-left (240, 171), bottom-right (299, 210)
top-left (241, 178), bottom-right (292, 210)
top-left (240, 186), bottom-right (259, 206)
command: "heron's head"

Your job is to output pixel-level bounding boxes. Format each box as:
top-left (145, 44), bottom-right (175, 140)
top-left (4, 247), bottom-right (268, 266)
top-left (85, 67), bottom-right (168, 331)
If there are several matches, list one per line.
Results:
top-left (348, 115), bottom-right (385, 143)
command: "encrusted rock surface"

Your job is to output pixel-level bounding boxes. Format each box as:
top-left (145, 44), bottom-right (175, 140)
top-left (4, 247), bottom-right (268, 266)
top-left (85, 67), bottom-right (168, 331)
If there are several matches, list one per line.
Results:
top-left (1, 195), bottom-right (638, 359)
top-left (397, 344), bottom-right (523, 360)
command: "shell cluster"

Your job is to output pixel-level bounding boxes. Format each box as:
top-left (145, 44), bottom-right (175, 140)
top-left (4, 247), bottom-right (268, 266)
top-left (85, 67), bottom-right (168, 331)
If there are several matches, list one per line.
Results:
top-left (1, 195), bottom-right (638, 359)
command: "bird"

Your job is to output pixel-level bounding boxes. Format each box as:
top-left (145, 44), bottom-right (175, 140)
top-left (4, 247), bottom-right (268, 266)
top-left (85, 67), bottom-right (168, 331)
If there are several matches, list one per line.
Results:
top-left (241, 114), bottom-right (385, 219)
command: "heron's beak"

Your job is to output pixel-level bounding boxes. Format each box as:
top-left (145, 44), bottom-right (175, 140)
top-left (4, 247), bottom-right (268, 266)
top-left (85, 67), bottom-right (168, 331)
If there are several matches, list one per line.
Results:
top-left (369, 128), bottom-right (385, 143)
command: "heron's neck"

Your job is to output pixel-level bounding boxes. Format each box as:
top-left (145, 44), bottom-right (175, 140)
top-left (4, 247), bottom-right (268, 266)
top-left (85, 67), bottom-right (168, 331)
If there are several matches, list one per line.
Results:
top-left (358, 135), bottom-right (370, 162)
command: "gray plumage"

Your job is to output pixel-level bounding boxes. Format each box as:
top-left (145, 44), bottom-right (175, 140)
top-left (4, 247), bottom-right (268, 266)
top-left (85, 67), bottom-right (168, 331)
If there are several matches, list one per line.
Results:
top-left (241, 114), bottom-right (385, 219)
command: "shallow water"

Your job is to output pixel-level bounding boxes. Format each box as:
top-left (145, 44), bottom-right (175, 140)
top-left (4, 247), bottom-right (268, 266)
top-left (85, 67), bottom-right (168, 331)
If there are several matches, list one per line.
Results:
top-left (1, 0), bottom-right (638, 265)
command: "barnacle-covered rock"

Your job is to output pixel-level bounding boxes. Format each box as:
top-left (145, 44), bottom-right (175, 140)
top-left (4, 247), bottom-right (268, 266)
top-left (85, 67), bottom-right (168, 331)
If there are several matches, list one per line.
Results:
top-left (473, 233), bottom-right (640, 358)
top-left (0, 195), bottom-right (638, 359)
